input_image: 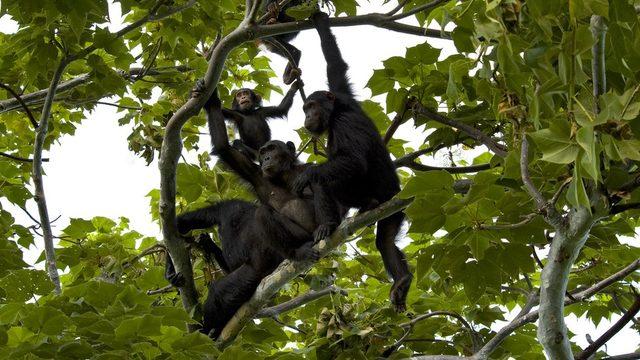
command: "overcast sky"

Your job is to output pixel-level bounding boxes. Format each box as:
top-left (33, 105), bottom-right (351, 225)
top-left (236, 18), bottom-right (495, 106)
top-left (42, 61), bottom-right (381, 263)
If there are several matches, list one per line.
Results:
top-left (0, 1), bottom-right (637, 354)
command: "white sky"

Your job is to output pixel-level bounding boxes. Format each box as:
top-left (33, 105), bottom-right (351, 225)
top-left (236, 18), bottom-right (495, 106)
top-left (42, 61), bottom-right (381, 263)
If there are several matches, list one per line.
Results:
top-left (0, 1), bottom-right (637, 356)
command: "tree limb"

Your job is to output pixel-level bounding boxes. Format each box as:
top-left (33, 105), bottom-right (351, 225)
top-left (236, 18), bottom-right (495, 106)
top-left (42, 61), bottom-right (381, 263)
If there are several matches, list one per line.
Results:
top-left (256, 286), bottom-right (346, 318)
top-left (215, 198), bottom-right (413, 346)
top-left (413, 105), bottom-right (508, 157)
top-left (399, 311), bottom-right (481, 352)
top-left (473, 258), bottom-right (640, 360)
top-left (32, 59), bottom-right (68, 295)
top-left (398, 162), bottom-right (493, 174)
top-left (610, 202), bottom-right (640, 215)
top-left (388, 0), bottom-right (452, 21)
top-left (0, 152), bottom-right (49, 163)
top-left (384, 97), bottom-right (414, 144)
top-left (575, 295), bottom-right (640, 360)
top-left (0, 83), bottom-right (39, 127)
top-left (0, 66), bottom-right (191, 114)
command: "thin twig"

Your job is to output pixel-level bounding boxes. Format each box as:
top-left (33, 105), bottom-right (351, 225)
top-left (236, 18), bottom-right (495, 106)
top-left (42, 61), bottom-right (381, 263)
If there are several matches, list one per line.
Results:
top-left (388, 0), bottom-right (452, 21)
top-left (0, 152), bottom-right (49, 163)
top-left (478, 213), bottom-right (537, 230)
top-left (0, 83), bottom-right (39, 127)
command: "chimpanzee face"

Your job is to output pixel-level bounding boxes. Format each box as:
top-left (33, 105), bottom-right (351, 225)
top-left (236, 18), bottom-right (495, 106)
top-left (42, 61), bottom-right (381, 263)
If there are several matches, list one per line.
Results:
top-left (235, 90), bottom-right (253, 111)
top-left (258, 140), bottom-right (296, 179)
top-left (232, 88), bottom-right (262, 112)
top-left (303, 91), bottom-right (334, 135)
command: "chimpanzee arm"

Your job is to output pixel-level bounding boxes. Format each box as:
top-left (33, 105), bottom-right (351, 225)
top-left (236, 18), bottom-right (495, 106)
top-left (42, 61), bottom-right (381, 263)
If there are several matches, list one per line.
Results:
top-left (259, 81), bottom-right (299, 119)
top-left (311, 182), bottom-right (341, 242)
top-left (221, 108), bottom-right (244, 124)
top-left (203, 87), bottom-right (268, 193)
top-left (312, 12), bottom-right (353, 97)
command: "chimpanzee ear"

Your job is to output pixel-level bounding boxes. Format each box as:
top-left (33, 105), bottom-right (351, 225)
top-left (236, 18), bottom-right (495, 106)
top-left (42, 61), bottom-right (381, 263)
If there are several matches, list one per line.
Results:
top-left (286, 141), bottom-right (296, 155)
top-left (254, 93), bottom-right (263, 107)
top-left (326, 91), bottom-right (335, 101)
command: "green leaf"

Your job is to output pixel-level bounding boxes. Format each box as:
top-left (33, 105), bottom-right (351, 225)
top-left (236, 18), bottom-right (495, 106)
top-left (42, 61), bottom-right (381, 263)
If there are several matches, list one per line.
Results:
top-left (576, 127), bottom-right (599, 181)
top-left (63, 218), bottom-right (95, 239)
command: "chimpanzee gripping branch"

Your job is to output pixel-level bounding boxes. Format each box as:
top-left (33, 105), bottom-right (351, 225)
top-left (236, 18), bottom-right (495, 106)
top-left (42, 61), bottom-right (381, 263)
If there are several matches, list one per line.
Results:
top-left (157, 0), bottom-right (461, 327)
top-left (214, 197), bottom-right (413, 346)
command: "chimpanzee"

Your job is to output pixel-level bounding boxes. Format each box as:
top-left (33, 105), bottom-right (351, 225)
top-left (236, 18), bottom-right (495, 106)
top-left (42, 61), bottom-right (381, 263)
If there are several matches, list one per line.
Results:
top-left (259, 0), bottom-right (308, 85)
top-left (220, 81), bottom-right (300, 160)
top-left (199, 80), bottom-right (340, 251)
top-left (165, 200), bottom-right (284, 338)
top-left (293, 12), bottom-right (413, 312)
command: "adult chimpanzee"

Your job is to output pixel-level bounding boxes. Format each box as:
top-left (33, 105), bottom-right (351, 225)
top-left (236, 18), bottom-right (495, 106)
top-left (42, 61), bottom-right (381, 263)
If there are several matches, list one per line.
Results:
top-left (293, 12), bottom-right (413, 312)
top-left (259, 0), bottom-right (307, 85)
top-left (197, 80), bottom-right (339, 252)
top-left (165, 200), bottom-right (284, 338)
top-left (221, 81), bottom-right (300, 160)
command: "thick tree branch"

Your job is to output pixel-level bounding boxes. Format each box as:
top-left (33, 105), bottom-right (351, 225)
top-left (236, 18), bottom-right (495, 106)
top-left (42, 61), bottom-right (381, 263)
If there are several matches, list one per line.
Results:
top-left (575, 296), bottom-right (640, 360)
top-left (256, 286), bottom-right (346, 318)
top-left (215, 198), bottom-right (413, 346)
top-left (0, 83), bottom-right (39, 127)
top-left (590, 15), bottom-right (607, 113)
top-left (414, 105), bottom-right (508, 157)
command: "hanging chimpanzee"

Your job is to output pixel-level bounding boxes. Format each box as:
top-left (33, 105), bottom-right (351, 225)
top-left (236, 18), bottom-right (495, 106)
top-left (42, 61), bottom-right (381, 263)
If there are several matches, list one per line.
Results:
top-left (165, 200), bottom-right (284, 338)
top-left (293, 12), bottom-right (413, 312)
top-left (259, 0), bottom-right (307, 85)
top-left (221, 81), bottom-right (300, 160)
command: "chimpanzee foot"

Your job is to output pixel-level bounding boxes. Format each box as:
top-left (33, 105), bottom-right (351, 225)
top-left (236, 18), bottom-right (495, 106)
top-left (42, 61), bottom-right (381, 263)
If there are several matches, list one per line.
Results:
top-left (293, 242), bottom-right (321, 262)
top-left (283, 65), bottom-right (301, 85)
top-left (389, 273), bottom-right (413, 313)
top-left (313, 222), bottom-right (337, 243)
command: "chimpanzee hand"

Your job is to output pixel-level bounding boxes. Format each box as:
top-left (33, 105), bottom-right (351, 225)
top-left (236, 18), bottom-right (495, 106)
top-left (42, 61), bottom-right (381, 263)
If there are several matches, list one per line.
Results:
top-left (292, 167), bottom-right (314, 196)
top-left (293, 242), bottom-right (321, 262)
top-left (311, 11), bottom-right (330, 25)
top-left (166, 271), bottom-right (186, 288)
top-left (313, 222), bottom-right (337, 243)
top-left (191, 79), bottom-right (221, 110)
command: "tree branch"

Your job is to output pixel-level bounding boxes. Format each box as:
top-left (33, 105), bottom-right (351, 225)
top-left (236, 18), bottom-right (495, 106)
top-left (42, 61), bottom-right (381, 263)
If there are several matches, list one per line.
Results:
top-left (414, 105), bottom-right (508, 157)
top-left (590, 15), bottom-right (607, 113)
top-left (256, 286), bottom-right (346, 318)
top-left (0, 83), bottom-right (39, 127)
top-left (398, 162), bottom-right (493, 174)
top-left (32, 59), bottom-right (68, 295)
top-left (388, 0), bottom-right (452, 21)
top-left (215, 198), bottom-right (412, 346)
top-left (384, 97), bottom-right (414, 144)
top-left (0, 66), bottom-right (190, 114)
top-left (399, 311), bottom-right (481, 353)
top-left (520, 136), bottom-right (547, 210)
top-left (478, 213), bottom-right (537, 230)
top-left (575, 296), bottom-right (640, 360)
top-left (0, 152), bottom-right (49, 163)
top-left (473, 259), bottom-right (640, 360)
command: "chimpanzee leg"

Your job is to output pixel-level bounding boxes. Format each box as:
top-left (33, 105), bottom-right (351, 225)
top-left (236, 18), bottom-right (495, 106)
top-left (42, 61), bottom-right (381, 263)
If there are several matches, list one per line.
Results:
top-left (310, 182), bottom-right (342, 242)
top-left (375, 211), bottom-right (412, 312)
top-left (202, 264), bottom-right (263, 339)
top-left (254, 206), bottom-right (319, 261)
top-left (264, 37), bottom-right (302, 85)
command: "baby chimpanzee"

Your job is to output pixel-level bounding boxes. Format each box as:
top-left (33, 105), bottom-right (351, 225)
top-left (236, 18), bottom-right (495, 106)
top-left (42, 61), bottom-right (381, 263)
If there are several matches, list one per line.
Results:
top-left (219, 81), bottom-right (300, 160)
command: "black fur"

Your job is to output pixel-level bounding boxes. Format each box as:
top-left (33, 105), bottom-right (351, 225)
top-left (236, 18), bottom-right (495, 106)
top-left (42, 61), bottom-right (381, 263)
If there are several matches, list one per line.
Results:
top-left (167, 200), bottom-right (283, 338)
top-left (260, 0), bottom-right (308, 84)
top-left (218, 83), bottom-right (299, 159)
top-left (294, 12), bottom-right (412, 312)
